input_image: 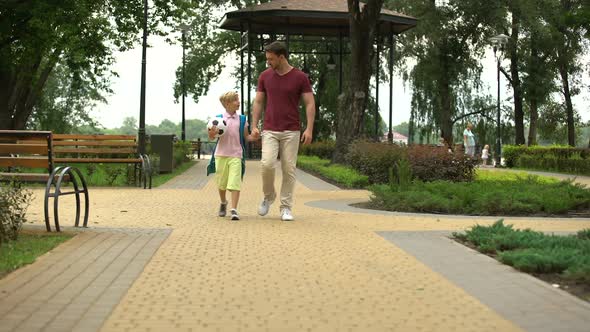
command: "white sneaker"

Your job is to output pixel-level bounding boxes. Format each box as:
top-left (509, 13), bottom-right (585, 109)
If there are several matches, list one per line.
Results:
top-left (258, 199), bottom-right (272, 216)
top-left (281, 208), bottom-right (294, 221)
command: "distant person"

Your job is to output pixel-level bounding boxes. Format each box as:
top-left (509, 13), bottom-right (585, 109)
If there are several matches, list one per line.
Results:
top-left (481, 144), bottom-right (490, 166)
top-left (250, 41), bottom-right (316, 222)
top-left (207, 91), bottom-right (259, 221)
top-left (463, 123), bottom-right (476, 157)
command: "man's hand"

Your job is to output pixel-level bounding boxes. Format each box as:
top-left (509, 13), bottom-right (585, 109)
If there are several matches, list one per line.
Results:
top-left (301, 128), bottom-right (313, 145)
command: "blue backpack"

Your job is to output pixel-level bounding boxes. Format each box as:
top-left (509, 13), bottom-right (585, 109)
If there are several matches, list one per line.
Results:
top-left (206, 114), bottom-right (247, 179)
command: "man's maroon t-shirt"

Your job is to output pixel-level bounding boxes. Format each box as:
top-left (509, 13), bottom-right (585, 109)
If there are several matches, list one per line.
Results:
top-left (256, 67), bottom-right (313, 131)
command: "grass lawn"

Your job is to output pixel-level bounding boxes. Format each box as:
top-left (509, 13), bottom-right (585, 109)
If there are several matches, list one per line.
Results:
top-left (453, 220), bottom-right (590, 302)
top-left (0, 232), bottom-right (73, 279)
top-left (367, 171), bottom-right (590, 216)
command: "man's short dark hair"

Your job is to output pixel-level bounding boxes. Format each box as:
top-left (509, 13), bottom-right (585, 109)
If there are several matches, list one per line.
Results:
top-left (264, 41), bottom-right (288, 58)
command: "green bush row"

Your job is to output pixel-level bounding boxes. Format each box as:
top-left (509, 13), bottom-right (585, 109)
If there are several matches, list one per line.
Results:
top-left (503, 145), bottom-right (590, 175)
top-left (298, 141), bottom-right (336, 160)
top-left (297, 155), bottom-right (369, 188)
top-left (368, 172), bottom-right (590, 216)
top-left (454, 220), bottom-right (590, 282)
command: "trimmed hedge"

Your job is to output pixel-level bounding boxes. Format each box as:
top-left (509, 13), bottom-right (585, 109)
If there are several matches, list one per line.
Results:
top-left (503, 145), bottom-right (590, 175)
top-left (346, 141), bottom-right (407, 184)
top-left (298, 141), bottom-right (336, 160)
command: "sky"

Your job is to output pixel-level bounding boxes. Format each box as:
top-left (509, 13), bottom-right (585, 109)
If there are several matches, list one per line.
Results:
top-left (93, 32), bottom-right (590, 130)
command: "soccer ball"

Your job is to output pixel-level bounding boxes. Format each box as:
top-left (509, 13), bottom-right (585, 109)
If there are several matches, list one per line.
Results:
top-left (207, 118), bottom-right (228, 138)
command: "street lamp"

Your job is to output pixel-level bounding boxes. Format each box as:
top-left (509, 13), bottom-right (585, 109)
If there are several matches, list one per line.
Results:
top-left (179, 23), bottom-right (190, 142)
top-left (138, 0), bottom-right (148, 155)
top-left (489, 33), bottom-right (509, 167)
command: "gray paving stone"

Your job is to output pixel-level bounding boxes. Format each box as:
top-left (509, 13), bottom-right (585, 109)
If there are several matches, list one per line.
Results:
top-left (158, 161), bottom-right (210, 189)
top-left (0, 229), bottom-right (171, 332)
top-left (378, 231), bottom-right (590, 332)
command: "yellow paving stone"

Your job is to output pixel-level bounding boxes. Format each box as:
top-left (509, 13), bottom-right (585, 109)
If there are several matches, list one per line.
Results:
top-left (21, 161), bottom-right (590, 331)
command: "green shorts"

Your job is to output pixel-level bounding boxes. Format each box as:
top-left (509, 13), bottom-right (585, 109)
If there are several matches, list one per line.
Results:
top-left (215, 156), bottom-right (242, 191)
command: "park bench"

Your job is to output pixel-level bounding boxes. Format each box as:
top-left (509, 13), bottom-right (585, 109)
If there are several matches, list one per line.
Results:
top-left (52, 134), bottom-right (153, 189)
top-left (0, 130), bottom-right (89, 232)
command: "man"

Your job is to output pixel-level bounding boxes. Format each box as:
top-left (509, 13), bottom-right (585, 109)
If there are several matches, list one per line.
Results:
top-left (251, 41), bottom-right (316, 221)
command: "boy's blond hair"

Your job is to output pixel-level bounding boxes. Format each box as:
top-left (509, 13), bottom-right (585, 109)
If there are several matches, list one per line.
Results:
top-left (219, 91), bottom-right (239, 107)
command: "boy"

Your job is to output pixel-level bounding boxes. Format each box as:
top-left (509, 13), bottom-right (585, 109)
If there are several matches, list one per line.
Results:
top-left (207, 91), bottom-right (258, 221)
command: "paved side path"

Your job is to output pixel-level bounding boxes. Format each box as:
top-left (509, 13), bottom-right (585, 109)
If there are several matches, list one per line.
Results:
top-left (2, 161), bottom-right (589, 332)
top-left (158, 160), bottom-right (210, 189)
top-left (0, 228), bottom-right (170, 332)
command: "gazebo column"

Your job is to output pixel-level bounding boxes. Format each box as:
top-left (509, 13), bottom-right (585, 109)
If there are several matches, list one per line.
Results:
top-left (240, 23), bottom-right (245, 116)
top-left (375, 31), bottom-right (380, 141)
top-left (338, 30), bottom-right (343, 95)
top-left (247, 23), bottom-right (252, 158)
top-left (388, 31), bottom-right (395, 143)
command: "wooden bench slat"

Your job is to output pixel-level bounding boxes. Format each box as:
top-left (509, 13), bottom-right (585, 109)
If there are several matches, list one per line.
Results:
top-left (0, 172), bottom-right (70, 182)
top-left (53, 134), bottom-right (136, 140)
top-left (54, 147), bottom-right (136, 154)
top-left (0, 143), bottom-right (48, 155)
top-left (53, 141), bottom-right (137, 147)
top-left (55, 158), bottom-right (142, 163)
top-left (0, 131), bottom-right (52, 141)
top-left (0, 157), bottom-right (50, 168)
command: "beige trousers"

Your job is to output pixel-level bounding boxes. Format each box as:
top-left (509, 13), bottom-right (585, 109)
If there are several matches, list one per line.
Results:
top-left (260, 130), bottom-right (300, 210)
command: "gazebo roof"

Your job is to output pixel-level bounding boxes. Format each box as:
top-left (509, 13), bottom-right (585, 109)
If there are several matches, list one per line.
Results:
top-left (220, 0), bottom-right (417, 37)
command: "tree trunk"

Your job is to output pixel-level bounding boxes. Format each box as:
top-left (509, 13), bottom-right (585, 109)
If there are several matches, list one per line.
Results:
top-left (439, 77), bottom-right (453, 146)
top-left (510, 13), bottom-right (526, 145)
top-left (527, 98), bottom-right (538, 146)
top-left (333, 0), bottom-right (384, 163)
top-left (559, 63), bottom-right (575, 147)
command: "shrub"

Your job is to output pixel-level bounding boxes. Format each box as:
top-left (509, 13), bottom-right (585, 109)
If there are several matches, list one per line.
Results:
top-left (297, 155), bottom-right (368, 188)
top-left (346, 140), bottom-right (407, 184)
top-left (503, 145), bottom-right (590, 174)
top-left (173, 141), bottom-right (192, 167)
top-left (299, 141), bottom-right (336, 159)
top-left (0, 181), bottom-right (32, 244)
top-left (407, 145), bottom-right (478, 182)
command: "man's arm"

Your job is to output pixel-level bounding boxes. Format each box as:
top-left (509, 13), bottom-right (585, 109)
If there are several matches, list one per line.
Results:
top-left (300, 92), bottom-right (316, 145)
top-left (251, 91), bottom-right (265, 137)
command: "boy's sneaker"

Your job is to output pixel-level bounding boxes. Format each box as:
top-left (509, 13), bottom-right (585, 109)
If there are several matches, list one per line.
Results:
top-left (281, 208), bottom-right (294, 221)
top-left (258, 198), bottom-right (272, 216)
top-left (218, 202), bottom-right (227, 217)
top-left (230, 209), bottom-right (240, 221)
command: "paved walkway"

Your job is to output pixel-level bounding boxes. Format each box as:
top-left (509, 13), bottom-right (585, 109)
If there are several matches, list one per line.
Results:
top-left (1, 161), bottom-right (589, 332)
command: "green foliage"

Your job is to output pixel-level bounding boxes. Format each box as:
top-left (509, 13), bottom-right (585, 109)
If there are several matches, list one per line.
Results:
top-left (454, 220), bottom-right (590, 282)
top-left (503, 144), bottom-right (590, 174)
top-left (369, 171), bottom-right (590, 215)
top-left (389, 158), bottom-right (413, 191)
top-left (407, 145), bottom-right (478, 182)
top-left (346, 141), bottom-right (476, 183)
top-left (346, 141), bottom-right (408, 184)
top-left (298, 141), bottom-right (336, 160)
top-left (104, 117), bottom-right (208, 141)
top-left (297, 156), bottom-right (369, 189)
top-left (173, 141), bottom-right (193, 167)
top-left (0, 233), bottom-right (73, 278)
top-left (0, 182), bottom-right (32, 244)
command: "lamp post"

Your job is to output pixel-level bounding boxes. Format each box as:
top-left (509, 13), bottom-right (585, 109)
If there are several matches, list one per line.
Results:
top-left (138, 0), bottom-right (148, 155)
top-left (489, 34), bottom-right (509, 167)
top-left (179, 23), bottom-right (190, 142)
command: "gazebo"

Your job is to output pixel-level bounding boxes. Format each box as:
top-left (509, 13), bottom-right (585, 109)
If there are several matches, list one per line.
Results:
top-left (220, 0), bottom-right (417, 143)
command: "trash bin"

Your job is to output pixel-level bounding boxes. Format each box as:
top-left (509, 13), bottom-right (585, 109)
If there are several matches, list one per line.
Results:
top-left (151, 134), bottom-right (175, 173)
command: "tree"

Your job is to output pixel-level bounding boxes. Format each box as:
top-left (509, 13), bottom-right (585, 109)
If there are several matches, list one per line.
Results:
top-left (1, 0), bottom-right (200, 130)
top-left (390, 0), bottom-right (500, 146)
top-left (333, 0), bottom-right (385, 163)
